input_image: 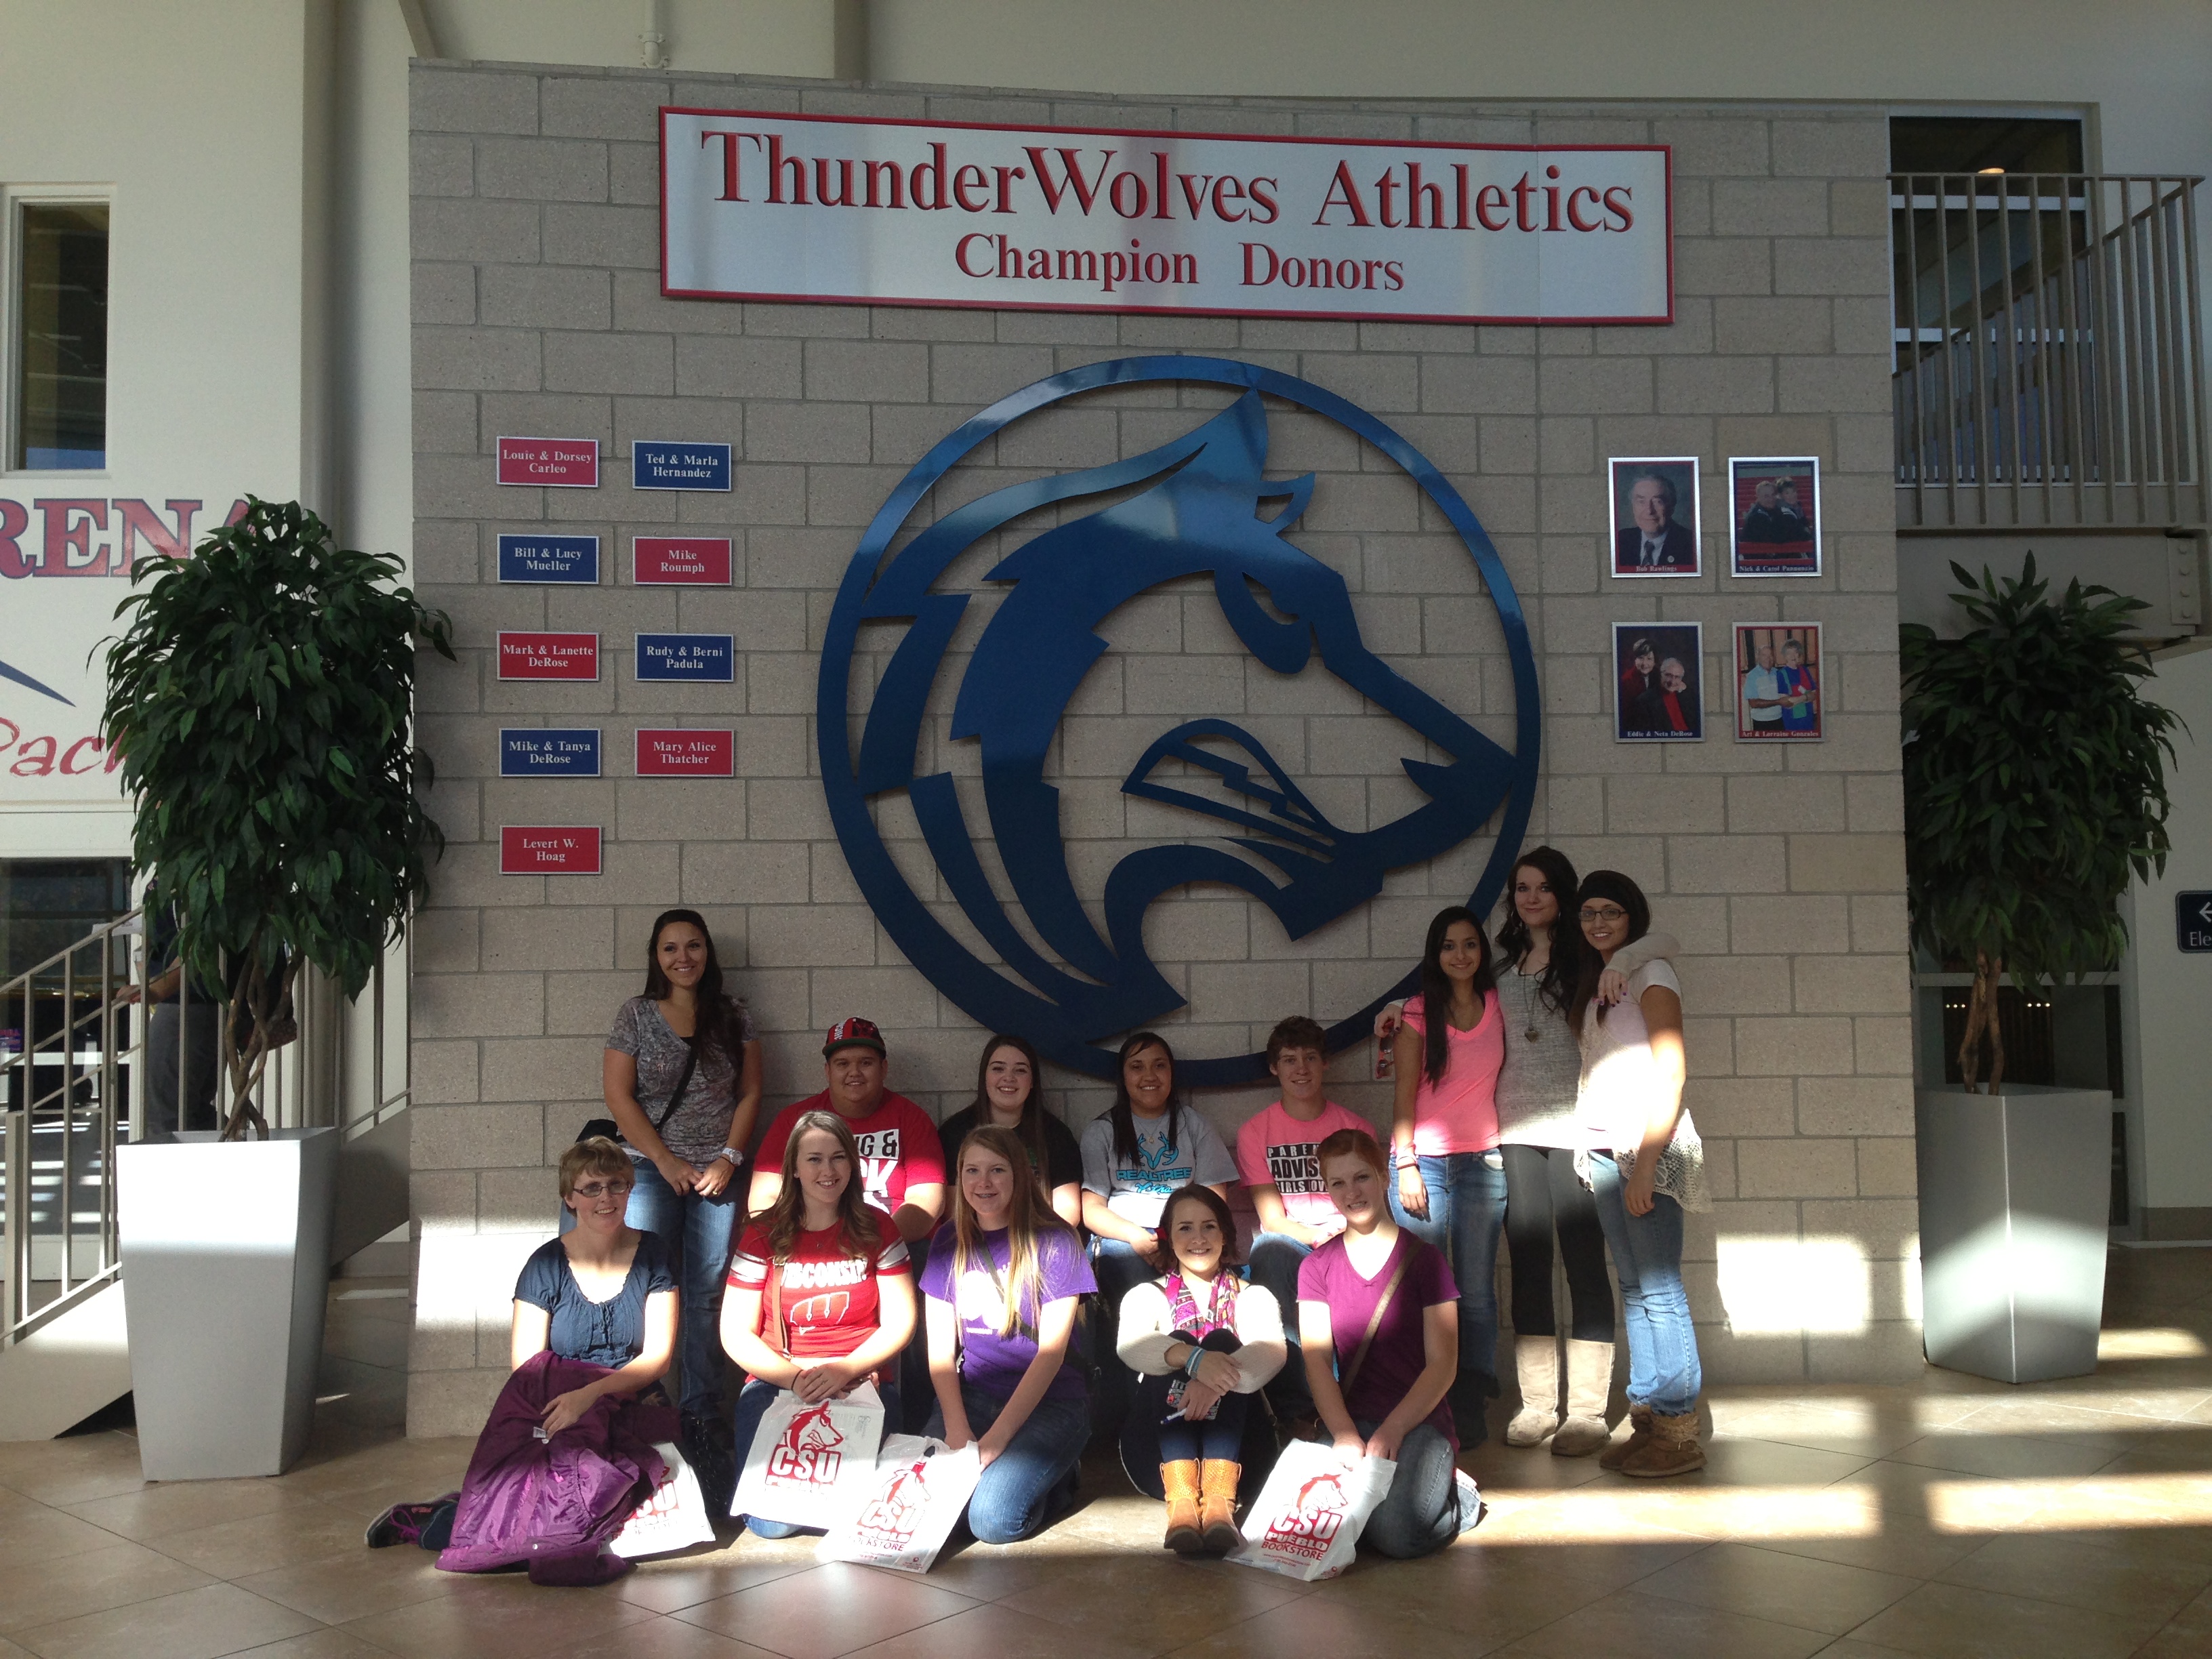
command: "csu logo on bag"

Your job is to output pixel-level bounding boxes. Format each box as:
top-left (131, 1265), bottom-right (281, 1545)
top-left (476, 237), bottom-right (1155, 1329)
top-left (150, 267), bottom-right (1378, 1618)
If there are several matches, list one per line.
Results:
top-left (819, 356), bottom-right (1538, 1084)
top-left (855, 1455), bottom-right (935, 1545)
top-left (1264, 1470), bottom-right (1351, 1559)
top-left (766, 1401), bottom-right (848, 1486)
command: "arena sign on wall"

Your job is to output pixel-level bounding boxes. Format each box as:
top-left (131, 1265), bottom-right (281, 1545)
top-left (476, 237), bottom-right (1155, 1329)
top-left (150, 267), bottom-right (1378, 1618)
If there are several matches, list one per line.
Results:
top-left (662, 110), bottom-right (1671, 325)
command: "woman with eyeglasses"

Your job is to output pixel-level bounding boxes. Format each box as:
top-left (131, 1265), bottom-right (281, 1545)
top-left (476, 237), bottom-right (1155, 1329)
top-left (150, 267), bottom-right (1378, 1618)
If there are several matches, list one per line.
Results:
top-left (367, 1137), bottom-right (676, 1563)
top-left (602, 908), bottom-right (762, 1427)
top-left (1374, 850), bottom-right (1675, 1458)
top-left (1572, 870), bottom-right (1707, 1477)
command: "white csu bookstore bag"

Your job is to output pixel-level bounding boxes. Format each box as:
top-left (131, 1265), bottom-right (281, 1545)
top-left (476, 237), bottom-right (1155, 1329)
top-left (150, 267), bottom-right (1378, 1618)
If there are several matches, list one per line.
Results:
top-left (729, 1266), bottom-right (886, 1530)
top-left (607, 1441), bottom-right (717, 1559)
top-left (1228, 1252), bottom-right (1408, 1581)
top-left (815, 1435), bottom-right (983, 1574)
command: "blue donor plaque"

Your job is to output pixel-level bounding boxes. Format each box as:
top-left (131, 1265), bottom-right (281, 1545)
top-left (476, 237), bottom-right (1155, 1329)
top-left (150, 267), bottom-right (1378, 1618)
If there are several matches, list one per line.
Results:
top-left (632, 440), bottom-right (733, 492)
top-left (636, 632), bottom-right (735, 681)
top-left (497, 533), bottom-right (600, 584)
top-left (499, 728), bottom-right (602, 777)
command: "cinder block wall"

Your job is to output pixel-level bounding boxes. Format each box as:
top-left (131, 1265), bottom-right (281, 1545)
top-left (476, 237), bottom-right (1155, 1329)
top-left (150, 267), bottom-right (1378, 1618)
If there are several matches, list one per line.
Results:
top-left (405, 60), bottom-right (1914, 1435)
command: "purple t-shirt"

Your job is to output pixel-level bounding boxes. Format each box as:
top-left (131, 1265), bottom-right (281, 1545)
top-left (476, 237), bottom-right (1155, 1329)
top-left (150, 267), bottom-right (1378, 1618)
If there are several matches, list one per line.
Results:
top-left (1297, 1230), bottom-right (1461, 1449)
top-left (920, 1222), bottom-right (1095, 1401)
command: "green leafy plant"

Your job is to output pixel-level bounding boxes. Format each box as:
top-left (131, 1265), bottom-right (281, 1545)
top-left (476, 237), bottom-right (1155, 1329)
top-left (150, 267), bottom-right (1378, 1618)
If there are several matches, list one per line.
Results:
top-left (1900, 554), bottom-right (2179, 1092)
top-left (102, 498), bottom-right (453, 1139)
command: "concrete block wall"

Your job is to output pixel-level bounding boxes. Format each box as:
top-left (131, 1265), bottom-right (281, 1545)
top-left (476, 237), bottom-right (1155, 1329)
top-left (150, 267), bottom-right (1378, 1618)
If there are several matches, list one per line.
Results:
top-left (405, 60), bottom-right (1915, 1434)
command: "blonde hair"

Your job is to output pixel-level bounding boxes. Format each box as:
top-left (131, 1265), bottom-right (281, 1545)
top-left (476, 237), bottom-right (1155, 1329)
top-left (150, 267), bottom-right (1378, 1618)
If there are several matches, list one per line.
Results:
top-left (558, 1136), bottom-right (632, 1200)
top-left (950, 1124), bottom-right (1073, 1338)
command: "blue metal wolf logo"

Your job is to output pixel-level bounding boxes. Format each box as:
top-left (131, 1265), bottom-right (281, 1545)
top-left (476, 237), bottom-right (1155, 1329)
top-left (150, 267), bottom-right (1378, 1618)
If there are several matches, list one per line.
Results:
top-left (819, 356), bottom-right (1538, 1084)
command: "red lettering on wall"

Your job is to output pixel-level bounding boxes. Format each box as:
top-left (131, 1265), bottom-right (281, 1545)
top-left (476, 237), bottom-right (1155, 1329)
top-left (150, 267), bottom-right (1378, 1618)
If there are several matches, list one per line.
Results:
top-left (37, 499), bottom-right (109, 575)
top-left (699, 130), bottom-right (760, 200)
top-left (12, 735), bottom-right (56, 777)
top-left (0, 499), bottom-right (30, 578)
top-left (1312, 163), bottom-right (1372, 227)
top-left (1024, 147), bottom-right (1113, 215)
top-left (59, 736), bottom-right (106, 775)
top-left (115, 499), bottom-right (201, 571)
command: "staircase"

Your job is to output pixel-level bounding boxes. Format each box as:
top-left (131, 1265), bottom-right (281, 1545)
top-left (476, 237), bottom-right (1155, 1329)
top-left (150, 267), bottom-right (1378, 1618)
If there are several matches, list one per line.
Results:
top-left (0, 914), bottom-right (411, 1439)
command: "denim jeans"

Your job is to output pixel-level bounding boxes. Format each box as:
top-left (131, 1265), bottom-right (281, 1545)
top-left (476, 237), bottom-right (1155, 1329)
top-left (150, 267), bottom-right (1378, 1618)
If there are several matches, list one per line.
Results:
top-left (1386, 1150), bottom-right (1507, 1392)
top-left (1357, 1419), bottom-right (1462, 1560)
top-left (624, 1152), bottom-right (742, 1418)
top-left (1246, 1231), bottom-right (1316, 1418)
top-left (1116, 1328), bottom-right (1253, 1492)
top-left (729, 1376), bottom-right (903, 1539)
top-left (1588, 1153), bottom-right (1701, 1415)
top-left (1088, 1236), bottom-right (1157, 1437)
top-left (926, 1381), bottom-right (1088, 1544)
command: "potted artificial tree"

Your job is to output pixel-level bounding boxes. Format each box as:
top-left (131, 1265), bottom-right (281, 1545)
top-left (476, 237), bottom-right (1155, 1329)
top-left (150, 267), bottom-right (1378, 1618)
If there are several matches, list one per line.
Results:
top-left (1902, 555), bottom-right (2177, 1383)
top-left (104, 499), bottom-right (450, 1477)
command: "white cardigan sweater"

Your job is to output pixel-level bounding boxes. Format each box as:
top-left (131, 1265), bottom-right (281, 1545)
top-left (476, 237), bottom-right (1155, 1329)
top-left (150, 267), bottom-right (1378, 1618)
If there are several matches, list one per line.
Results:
top-left (1115, 1275), bottom-right (1288, 1392)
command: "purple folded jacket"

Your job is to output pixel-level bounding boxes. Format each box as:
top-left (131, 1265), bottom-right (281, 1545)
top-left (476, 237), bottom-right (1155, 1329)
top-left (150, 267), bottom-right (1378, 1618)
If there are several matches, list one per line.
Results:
top-left (436, 1350), bottom-right (677, 1576)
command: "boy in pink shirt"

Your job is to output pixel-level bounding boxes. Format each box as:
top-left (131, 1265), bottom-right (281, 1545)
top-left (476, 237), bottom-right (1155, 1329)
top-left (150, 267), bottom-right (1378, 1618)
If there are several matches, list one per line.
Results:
top-left (1235, 1016), bottom-right (1372, 1428)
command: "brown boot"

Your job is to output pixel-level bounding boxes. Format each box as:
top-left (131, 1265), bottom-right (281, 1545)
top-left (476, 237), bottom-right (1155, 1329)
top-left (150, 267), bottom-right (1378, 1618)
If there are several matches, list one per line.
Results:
top-left (1598, 1404), bottom-right (1652, 1470)
top-left (1161, 1460), bottom-right (1203, 1553)
top-left (1551, 1340), bottom-right (1614, 1458)
top-left (1199, 1458), bottom-right (1242, 1555)
top-left (1504, 1337), bottom-right (1559, 1446)
top-left (1617, 1407), bottom-right (1705, 1478)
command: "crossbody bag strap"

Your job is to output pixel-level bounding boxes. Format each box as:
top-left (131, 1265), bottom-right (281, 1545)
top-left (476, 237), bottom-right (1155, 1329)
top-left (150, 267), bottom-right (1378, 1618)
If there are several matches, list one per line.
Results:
top-left (1337, 1252), bottom-right (1411, 1399)
top-left (649, 1038), bottom-right (699, 1134)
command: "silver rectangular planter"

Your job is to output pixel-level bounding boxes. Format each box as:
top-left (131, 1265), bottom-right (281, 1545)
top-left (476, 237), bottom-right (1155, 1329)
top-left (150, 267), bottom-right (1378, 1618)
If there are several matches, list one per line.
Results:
top-left (1915, 1084), bottom-right (2112, 1384)
top-left (117, 1127), bottom-right (340, 1479)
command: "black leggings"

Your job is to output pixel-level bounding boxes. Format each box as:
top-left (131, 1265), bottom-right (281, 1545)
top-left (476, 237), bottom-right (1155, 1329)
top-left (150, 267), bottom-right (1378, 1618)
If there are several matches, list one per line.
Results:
top-left (1500, 1143), bottom-right (1615, 1343)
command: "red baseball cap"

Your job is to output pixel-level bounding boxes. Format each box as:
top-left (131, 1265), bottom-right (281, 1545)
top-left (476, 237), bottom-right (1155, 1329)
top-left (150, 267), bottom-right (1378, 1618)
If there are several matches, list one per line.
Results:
top-left (822, 1017), bottom-right (886, 1058)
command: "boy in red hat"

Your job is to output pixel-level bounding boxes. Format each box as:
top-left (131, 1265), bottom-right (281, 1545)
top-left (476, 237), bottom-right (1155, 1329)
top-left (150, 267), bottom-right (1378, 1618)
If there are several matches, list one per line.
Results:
top-left (750, 1019), bottom-right (946, 1246)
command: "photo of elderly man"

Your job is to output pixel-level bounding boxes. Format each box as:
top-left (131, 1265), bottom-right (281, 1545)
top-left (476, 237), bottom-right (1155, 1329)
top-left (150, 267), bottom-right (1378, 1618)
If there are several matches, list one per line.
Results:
top-left (1610, 458), bottom-right (1700, 577)
top-left (1734, 623), bottom-right (1823, 741)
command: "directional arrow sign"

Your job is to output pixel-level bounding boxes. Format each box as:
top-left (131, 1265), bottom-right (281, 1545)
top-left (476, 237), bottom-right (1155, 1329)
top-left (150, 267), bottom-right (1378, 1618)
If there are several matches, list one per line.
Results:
top-left (2178, 891), bottom-right (2212, 953)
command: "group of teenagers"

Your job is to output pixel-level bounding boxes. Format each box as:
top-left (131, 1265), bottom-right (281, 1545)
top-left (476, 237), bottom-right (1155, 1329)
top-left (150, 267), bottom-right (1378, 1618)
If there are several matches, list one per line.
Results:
top-left (384, 844), bottom-right (1706, 1573)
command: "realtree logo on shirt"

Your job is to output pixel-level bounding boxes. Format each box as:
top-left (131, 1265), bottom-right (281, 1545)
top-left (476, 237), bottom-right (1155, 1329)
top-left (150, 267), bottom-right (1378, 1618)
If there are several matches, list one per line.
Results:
top-left (1265, 1140), bottom-right (1326, 1195)
top-left (1118, 1129), bottom-right (1192, 1195)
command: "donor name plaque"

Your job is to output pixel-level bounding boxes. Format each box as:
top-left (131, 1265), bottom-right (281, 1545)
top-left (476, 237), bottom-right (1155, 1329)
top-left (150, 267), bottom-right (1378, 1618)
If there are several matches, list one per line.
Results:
top-left (633, 440), bottom-right (733, 491)
top-left (663, 109), bottom-right (1671, 325)
top-left (500, 826), bottom-right (602, 875)
top-left (636, 632), bottom-right (735, 682)
top-left (634, 536), bottom-right (734, 585)
top-left (636, 728), bottom-right (735, 777)
top-left (496, 436), bottom-right (600, 487)
top-left (499, 729), bottom-right (602, 777)
top-left (497, 631), bottom-right (600, 681)
top-left (497, 533), bottom-right (600, 584)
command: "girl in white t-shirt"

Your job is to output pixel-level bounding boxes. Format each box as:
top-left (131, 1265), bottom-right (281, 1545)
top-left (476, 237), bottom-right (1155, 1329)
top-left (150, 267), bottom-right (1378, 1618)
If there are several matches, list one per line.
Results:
top-left (1572, 870), bottom-right (1707, 1477)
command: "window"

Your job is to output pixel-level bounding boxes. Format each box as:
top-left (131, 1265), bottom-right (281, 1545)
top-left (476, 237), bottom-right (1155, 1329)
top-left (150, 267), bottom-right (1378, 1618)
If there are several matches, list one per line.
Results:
top-left (1889, 116), bottom-right (2085, 175)
top-left (0, 858), bottom-right (132, 981)
top-left (12, 201), bottom-right (109, 471)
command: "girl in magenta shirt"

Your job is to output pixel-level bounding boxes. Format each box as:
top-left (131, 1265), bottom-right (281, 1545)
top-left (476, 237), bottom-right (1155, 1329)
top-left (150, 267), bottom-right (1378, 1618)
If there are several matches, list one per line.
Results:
top-left (1386, 905), bottom-right (1507, 1446)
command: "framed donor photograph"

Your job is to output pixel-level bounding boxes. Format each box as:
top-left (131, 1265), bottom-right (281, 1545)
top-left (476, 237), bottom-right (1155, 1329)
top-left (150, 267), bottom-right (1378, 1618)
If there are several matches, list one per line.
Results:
top-left (1610, 457), bottom-right (1701, 578)
top-left (1729, 457), bottom-right (1820, 577)
top-left (1735, 622), bottom-right (1823, 741)
top-left (1614, 622), bottom-right (1706, 742)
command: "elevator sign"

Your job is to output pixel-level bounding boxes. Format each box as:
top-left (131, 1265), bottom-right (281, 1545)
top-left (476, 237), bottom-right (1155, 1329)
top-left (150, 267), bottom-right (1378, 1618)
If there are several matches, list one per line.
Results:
top-left (661, 109), bottom-right (1671, 326)
top-left (2179, 892), bottom-right (2212, 953)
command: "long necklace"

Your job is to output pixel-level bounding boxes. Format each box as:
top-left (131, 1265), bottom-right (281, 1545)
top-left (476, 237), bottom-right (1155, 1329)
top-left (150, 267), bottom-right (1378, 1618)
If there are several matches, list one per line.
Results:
top-left (1515, 965), bottom-right (1542, 1043)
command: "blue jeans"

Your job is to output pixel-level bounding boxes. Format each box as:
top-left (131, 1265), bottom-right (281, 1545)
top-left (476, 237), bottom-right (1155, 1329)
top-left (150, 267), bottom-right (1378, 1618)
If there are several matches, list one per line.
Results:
top-left (1088, 1236), bottom-right (1156, 1437)
top-left (1387, 1151), bottom-right (1507, 1393)
top-left (926, 1381), bottom-right (1088, 1544)
top-left (730, 1376), bottom-right (903, 1539)
top-left (625, 1152), bottom-right (742, 1418)
top-left (1588, 1154), bottom-right (1700, 1415)
top-left (1247, 1231), bottom-right (1316, 1418)
top-left (1357, 1419), bottom-right (1462, 1560)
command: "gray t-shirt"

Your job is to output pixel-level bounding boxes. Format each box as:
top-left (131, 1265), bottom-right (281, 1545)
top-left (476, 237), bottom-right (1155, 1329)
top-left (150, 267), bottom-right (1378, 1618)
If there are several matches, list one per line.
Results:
top-left (605, 994), bottom-right (758, 1166)
top-left (1079, 1107), bottom-right (1240, 1229)
top-left (1494, 968), bottom-right (1589, 1147)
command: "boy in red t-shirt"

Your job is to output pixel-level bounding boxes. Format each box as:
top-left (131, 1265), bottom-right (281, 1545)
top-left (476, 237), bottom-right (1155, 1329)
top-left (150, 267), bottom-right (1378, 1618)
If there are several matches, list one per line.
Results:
top-left (1235, 1016), bottom-right (1374, 1427)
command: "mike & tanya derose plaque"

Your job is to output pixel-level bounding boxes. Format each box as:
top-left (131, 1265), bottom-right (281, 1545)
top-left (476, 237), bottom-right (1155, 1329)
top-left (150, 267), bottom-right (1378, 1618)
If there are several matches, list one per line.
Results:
top-left (499, 729), bottom-right (603, 777)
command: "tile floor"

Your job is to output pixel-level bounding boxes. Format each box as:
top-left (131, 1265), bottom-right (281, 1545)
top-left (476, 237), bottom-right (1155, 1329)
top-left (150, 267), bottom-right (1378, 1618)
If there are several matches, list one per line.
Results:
top-left (2, 1249), bottom-right (2210, 1659)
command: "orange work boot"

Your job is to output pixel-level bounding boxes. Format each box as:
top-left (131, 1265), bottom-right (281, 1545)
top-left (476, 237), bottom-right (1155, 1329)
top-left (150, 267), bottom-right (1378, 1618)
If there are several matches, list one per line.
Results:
top-left (1161, 1460), bottom-right (1203, 1553)
top-left (1199, 1458), bottom-right (1242, 1555)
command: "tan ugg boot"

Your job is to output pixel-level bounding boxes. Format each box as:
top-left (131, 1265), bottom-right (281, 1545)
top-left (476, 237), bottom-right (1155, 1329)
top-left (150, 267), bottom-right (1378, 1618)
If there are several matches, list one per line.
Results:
top-left (1616, 1406), bottom-right (1705, 1478)
top-left (1504, 1338), bottom-right (1560, 1446)
top-left (1199, 1458), bottom-right (1242, 1555)
top-left (1597, 1404), bottom-right (1652, 1470)
top-left (1161, 1460), bottom-right (1202, 1553)
top-left (1550, 1339), bottom-right (1614, 1458)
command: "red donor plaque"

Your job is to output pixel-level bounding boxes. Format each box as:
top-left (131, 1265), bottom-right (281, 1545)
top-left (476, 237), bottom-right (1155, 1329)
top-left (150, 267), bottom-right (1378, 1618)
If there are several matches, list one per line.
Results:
top-left (497, 631), bottom-right (600, 680)
top-left (500, 826), bottom-right (602, 875)
top-left (636, 728), bottom-right (735, 777)
top-left (633, 536), bottom-right (734, 585)
top-left (496, 435), bottom-right (600, 487)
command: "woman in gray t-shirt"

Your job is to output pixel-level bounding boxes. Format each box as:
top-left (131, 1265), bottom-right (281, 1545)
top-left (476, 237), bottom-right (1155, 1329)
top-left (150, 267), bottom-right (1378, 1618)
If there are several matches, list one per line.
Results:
top-left (602, 907), bottom-right (761, 1420)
